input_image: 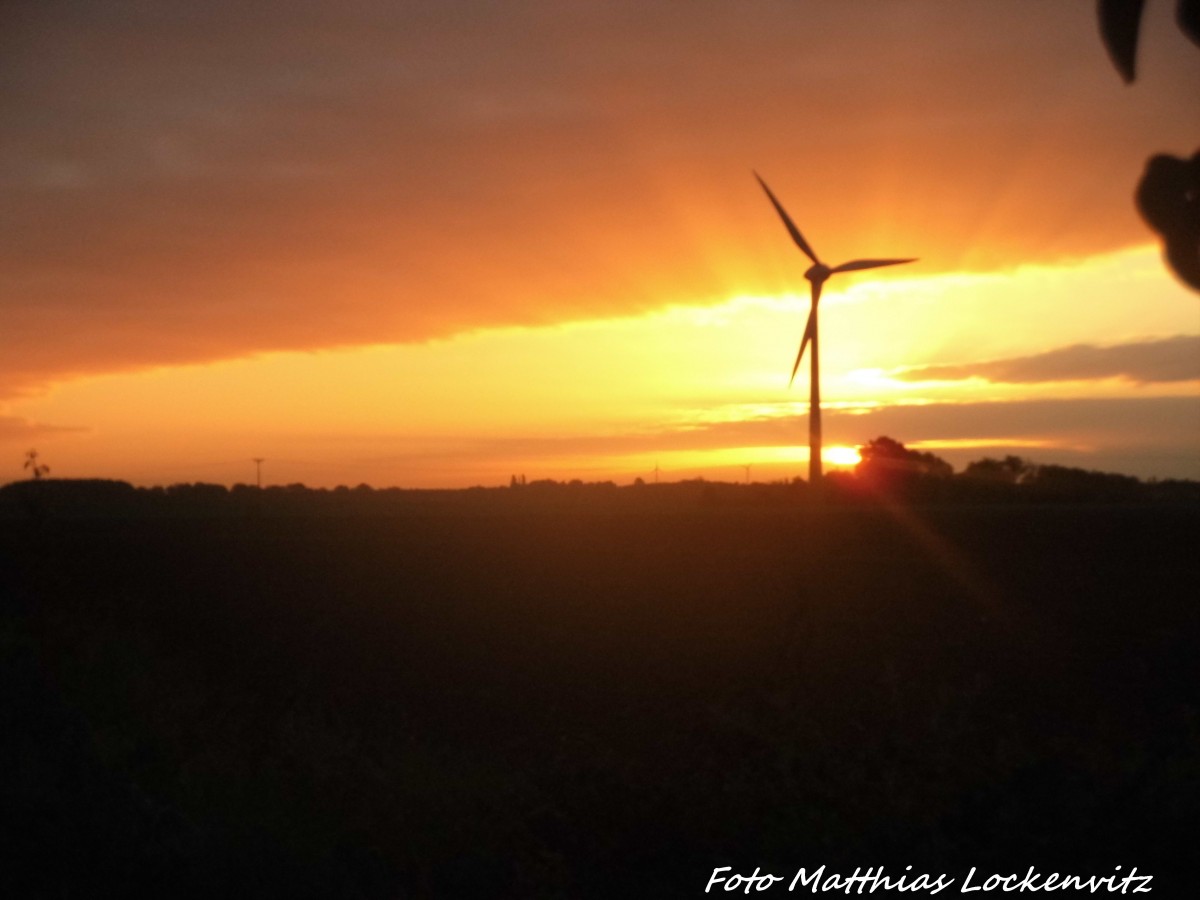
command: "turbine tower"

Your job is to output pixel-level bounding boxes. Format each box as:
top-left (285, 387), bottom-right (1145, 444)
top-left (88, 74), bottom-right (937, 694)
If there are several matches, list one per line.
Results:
top-left (755, 173), bottom-right (916, 484)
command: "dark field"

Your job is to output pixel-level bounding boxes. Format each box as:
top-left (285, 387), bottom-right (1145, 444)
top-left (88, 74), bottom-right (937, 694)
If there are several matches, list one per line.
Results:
top-left (2, 499), bottom-right (1197, 897)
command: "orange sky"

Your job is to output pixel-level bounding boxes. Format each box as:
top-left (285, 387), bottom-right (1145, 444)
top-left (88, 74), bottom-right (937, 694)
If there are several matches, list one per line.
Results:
top-left (2, 2), bottom-right (1198, 487)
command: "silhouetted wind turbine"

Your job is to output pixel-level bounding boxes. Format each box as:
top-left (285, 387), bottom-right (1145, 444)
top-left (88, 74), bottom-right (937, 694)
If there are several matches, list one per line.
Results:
top-left (755, 172), bottom-right (916, 484)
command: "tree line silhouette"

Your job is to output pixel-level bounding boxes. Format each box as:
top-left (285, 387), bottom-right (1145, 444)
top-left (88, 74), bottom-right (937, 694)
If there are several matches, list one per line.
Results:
top-left (5, 436), bottom-right (1196, 519)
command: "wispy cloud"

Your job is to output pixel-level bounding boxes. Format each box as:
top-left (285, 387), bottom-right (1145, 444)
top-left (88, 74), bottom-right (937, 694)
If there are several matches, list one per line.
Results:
top-left (896, 336), bottom-right (1200, 385)
top-left (352, 395), bottom-right (1200, 480)
top-left (0, 415), bottom-right (87, 442)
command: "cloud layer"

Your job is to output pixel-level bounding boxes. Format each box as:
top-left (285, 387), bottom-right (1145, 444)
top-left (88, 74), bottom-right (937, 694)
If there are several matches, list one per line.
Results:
top-left (376, 395), bottom-right (1200, 481)
top-left (3, 1), bottom-right (1198, 395)
top-left (897, 335), bottom-right (1200, 384)
top-left (0, 415), bottom-right (85, 442)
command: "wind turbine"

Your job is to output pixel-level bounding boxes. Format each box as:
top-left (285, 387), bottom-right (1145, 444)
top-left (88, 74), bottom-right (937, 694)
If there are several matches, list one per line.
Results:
top-left (755, 172), bottom-right (916, 484)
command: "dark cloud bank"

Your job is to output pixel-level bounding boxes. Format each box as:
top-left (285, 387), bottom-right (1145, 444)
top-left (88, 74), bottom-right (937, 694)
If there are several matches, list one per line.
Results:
top-left (2, 2), bottom-right (1198, 394)
top-left (898, 335), bottom-right (1200, 385)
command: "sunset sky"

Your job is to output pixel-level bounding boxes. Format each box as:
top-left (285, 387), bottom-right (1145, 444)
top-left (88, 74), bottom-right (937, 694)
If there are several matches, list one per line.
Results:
top-left (3, 1), bottom-right (1198, 488)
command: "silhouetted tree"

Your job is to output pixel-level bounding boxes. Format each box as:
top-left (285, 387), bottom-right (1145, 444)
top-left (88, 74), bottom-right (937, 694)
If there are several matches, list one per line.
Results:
top-left (961, 455), bottom-right (1033, 485)
top-left (856, 436), bottom-right (953, 481)
top-left (1021, 463), bottom-right (1142, 501)
top-left (852, 436), bottom-right (954, 501)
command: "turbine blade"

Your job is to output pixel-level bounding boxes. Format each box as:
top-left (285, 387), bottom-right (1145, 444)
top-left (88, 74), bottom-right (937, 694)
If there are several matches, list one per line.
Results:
top-left (831, 257), bottom-right (917, 273)
top-left (754, 172), bottom-right (820, 265)
top-left (788, 298), bottom-right (818, 388)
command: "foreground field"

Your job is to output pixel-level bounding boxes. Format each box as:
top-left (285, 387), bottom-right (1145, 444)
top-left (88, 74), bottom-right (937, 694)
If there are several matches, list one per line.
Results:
top-left (2, 500), bottom-right (1197, 897)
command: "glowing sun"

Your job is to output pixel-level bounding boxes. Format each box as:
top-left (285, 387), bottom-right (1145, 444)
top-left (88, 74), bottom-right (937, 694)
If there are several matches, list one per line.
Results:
top-left (824, 446), bottom-right (862, 467)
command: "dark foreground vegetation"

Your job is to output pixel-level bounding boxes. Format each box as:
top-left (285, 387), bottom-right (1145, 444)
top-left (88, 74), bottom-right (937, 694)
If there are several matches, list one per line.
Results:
top-left (2, 471), bottom-right (1198, 896)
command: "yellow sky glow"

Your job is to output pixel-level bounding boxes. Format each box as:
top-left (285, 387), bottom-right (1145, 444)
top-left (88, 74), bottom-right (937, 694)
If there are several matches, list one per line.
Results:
top-left (9, 245), bottom-right (1197, 488)
top-left (4, 3), bottom-right (1198, 490)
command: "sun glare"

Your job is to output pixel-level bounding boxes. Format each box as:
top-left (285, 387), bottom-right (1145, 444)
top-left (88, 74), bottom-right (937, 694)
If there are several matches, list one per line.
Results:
top-left (9, 246), bottom-right (1196, 488)
top-left (824, 446), bottom-right (862, 467)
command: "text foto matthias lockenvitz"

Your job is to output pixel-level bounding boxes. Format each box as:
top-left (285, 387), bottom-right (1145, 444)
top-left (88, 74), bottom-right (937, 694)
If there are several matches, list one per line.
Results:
top-left (705, 865), bottom-right (1153, 894)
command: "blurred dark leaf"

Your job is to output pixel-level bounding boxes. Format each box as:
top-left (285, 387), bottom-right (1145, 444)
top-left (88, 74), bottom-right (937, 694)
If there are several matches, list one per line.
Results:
top-left (1136, 150), bottom-right (1200, 292)
top-left (1099, 0), bottom-right (1200, 82)
top-left (1178, 0), bottom-right (1200, 46)
top-left (1098, 0), bottom-right (1145, 82)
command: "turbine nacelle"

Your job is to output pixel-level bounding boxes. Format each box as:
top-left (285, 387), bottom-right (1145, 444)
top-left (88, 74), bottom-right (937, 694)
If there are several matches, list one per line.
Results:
top-left (804, 263), bottom-right (832, 287)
